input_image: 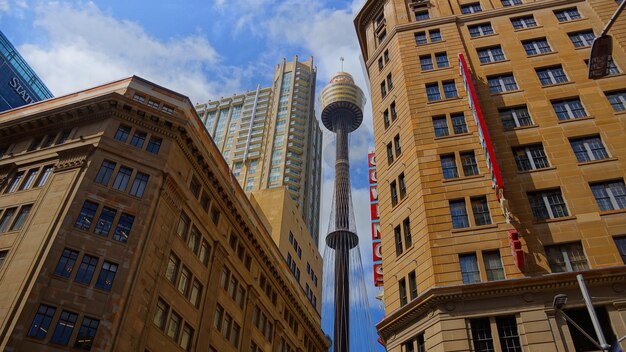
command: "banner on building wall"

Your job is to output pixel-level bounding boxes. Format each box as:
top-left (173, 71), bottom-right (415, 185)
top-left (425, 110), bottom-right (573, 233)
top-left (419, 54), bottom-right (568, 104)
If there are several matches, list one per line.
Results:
top-left (369, 152), bottom-right (383, 287)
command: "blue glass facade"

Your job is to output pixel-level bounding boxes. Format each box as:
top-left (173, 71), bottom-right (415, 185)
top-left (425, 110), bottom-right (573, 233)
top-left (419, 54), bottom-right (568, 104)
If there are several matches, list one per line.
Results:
top-left (0, 31), bottom-right (53, 112)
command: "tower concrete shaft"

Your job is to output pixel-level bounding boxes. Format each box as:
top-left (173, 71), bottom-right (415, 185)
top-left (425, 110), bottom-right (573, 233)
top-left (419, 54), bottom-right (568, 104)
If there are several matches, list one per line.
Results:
top-left (321, 72), bottom-right (366, 352)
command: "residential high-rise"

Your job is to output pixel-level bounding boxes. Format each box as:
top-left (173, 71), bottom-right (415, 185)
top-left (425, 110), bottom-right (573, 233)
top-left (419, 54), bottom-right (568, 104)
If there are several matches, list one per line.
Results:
top-left (195, 56), bottom-right (323, 245)
top-left (355, 0), bottom-right (626, 351)
top-left (0, 76), bottom-right (329, 352)
top-left (0, 30), bottom-right (53, 111)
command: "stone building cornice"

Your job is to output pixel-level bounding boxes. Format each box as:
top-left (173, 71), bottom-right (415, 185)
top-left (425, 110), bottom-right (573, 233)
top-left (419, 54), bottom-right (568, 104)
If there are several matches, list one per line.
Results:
top-left (377, 266), bottom-right (626, 341)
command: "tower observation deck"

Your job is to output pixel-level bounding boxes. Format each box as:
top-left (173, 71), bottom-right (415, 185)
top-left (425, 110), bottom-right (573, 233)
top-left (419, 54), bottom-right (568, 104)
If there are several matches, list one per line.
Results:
top-left (320, 72), bottom-right (372, 352)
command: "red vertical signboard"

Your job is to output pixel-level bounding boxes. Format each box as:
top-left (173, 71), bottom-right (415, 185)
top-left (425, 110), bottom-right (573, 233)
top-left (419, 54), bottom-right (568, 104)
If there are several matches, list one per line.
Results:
top-left (369, 152), bottom-right (383, 287)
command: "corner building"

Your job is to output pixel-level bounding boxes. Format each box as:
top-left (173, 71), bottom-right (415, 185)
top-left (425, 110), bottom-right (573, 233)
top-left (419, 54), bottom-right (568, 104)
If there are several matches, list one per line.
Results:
top-left (195, 56), bottom-right (323, 245)
top-left (355, 0), bottom-right (626, 351)
top-left (0, 77), bottom-right (329, 352)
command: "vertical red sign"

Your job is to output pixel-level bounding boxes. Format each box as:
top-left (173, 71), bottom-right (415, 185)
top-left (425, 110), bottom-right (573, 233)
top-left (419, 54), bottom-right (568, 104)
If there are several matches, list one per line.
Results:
top-left (369, 152), bottom-right (383, 287)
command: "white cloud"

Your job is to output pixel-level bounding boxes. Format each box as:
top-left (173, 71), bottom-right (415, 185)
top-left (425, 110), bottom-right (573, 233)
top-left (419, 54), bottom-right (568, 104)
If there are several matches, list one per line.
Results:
top-left (17, 1), bottom-right (245, 103)
top-left (0, 0), bottom-right (28, 16)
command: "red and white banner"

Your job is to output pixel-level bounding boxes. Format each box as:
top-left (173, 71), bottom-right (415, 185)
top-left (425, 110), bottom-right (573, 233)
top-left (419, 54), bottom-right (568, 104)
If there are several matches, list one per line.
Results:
top-left (368, 152), bottom-right (383, 287)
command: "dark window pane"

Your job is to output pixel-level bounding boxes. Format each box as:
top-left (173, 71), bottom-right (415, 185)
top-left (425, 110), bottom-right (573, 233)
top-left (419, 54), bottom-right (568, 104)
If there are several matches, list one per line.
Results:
top-left (28, 304), bottom-right (56, 340)
top-left (75, 255), bottom-right (99, 285)
top-left (51, 310), bottom-right (78, 345)
top-left (54, 249), bottom-right (79, 278)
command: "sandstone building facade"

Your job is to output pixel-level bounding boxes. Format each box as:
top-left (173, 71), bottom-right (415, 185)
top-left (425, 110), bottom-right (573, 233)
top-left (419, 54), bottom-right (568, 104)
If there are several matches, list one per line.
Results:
top-left (355, 0), bottom-right (626, 350)
top-left (0, 77), bottom-right (329, 352)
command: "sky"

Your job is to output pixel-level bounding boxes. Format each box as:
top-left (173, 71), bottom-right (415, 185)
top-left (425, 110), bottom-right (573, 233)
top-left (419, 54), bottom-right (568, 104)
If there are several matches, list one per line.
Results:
top-left (1, 0), bottom-right (385, 349)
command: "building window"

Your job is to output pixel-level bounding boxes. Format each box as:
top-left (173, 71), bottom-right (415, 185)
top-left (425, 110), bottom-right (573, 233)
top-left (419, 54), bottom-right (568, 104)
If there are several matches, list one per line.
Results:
top-left (483, 251), bottom-right (504, 281)
top-left (615, 237), bottom-right (626, 264)
top-left (20, 169), bottom-right (38, 191)
top-left (415, 31), bottom-right (427, 44)
top-left (189, 177), bottom-right (201, 198)
top-left (129, 172), bottom-right (149, 197)
top-left (167, 312), bottom-right (182, 340)
top-left (555, 8), bottom-right (581, 22)
top-left (190, 280), bottom-right (203, 308)
top-left (75, 201), bottom-right (98, 231)
top-left (94, 207), bottom-right (116, 236)
top-left (569, 136), bottom-right (609, 162)
top-left (552, 98), bottom-right (586, 120)
top-left (607, 91), bottom-right (626, 112)
top-left (213, 304), bottom-right (224, 330)
top-left (430, 29), bottom-right (442, 42)
top-left (114, 125), bottom-right (131, 142)
top-left (441, 154), bottom-right (459, 179)
top-left (496, 316), bottom-right (522, 352)
top-left (471, 197), bottom-right (491, 226)
top-left (387, 73), bottom-right (394, 91)
top-left (112, 166), bottom-right (133, 191)
top-left (461, 3), bottom-right (482, 14)
top-left (513, 144), bottom-right (550, 171)
top-left (378, 57), bottom-right (384, 71)
top-left (528, 189), bottom-right (569, 220)
top-left (399, 173), bottom-right (407, 199)
top-left (488, 74), bottom-right (518, 93)
top-left (426, 83), bottom-right (441, 101)
top-left (95, 160), bottom-right (116, 186)
top-left (522, 38), bottom-right (552, 55)
top-left (75, 317), bottom-right (99, 350)
top-left (591, 181), bottom-right (626, 211)
top-left (199, 241), bottom-right (211, 266)
top-left (502, 0), bottom-right (522, 6)
top-left (442, 81), bottom-right (458, 98)
top-left (399, 278), bottom-right (408, 306)
top-left (499, 106), bottom-right (533, 129)
top-left (408, 271), bottom-right (417, 300)
top-left (478, 46), bottom-right (505, 63)
top-left (415, 10), bottom-right (429, 20)
top-left (181, 324), bottom-right (194, 351)
top-left (450, 199), bottom-right (470, 228)
top-left (470, 318), bottom-right (493, 351)
top-left (380, 81), bottom-right (387, 98)
top-left (420, 55), bottom-right (434, 70)
top-left (36, 166), bottom-right (54, 187)
top-left (391, 181), bottom-right (398, 206)
top-left (461, 151), bottom-right (479, 176)
top-left (75, 255), bottom-right (99, 285)
top-left (403, 217), bottom-right (412, 248)
top-left (0, 250), bottom-right (7, 268)
top-left (433, 116), bottom-right (449, 137)
top-left (0, 208), bottom-right (16, 233)
top-left (10, 204), bottom-right (32, 232)
top-left (394, 225), bottom-right (403, 256)
top-left (387, 143), bottom-right (394, 165)
top-left (586, 58), bottom-right (620, 75)
top-left (383, 109), bottom-right (390, 128)
top-left (451, 113), bottom-right (468, 134)
top-left (394, 134), bottom-right (402, 157)
top-left (166, 253), bottom-right (180, 284)
top-left (178, 266), bottom-right (191, 296)
top-left (469, 23), bottom-right (494, 37)
top-left (28, 304), bottom-right (56, 340)
top-left (536, 66), bottom-right (568, 86)
top-left (95, 261), bottom-right (118, 291)
top-left (146, 137), bottom-right (162, 155)
top-left (54, 249), bottom-right (79, 278)
top-left (51, 310), bottom-right (78, 345)
top-left (403, 333), bottom-right (426, 352)
top-left (568, 30), bottom-right (595, 48)
top-left (545, 242), bottom-right (589, 272)
top-left (460, 254), bottom-right (480, 284)
top-left (130, 131), bottom-right (147, 148)
top-left (435, 52), bottom-right (450, 68)
top-left (5, 172), bottom-right (23, 193)
top-left (512, 16), bottom-right (537, 29)
top-left (113, 213), bottom-right (134, 243)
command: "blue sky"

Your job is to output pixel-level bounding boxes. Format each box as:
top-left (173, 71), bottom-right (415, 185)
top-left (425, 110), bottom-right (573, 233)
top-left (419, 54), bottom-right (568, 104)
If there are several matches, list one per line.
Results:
top-left (2, 0), bottom-right (385, 349)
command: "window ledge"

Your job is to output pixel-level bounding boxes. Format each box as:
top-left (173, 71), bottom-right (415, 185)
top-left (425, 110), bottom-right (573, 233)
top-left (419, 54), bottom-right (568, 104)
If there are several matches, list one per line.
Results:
top-left (451, 223), bottom-right (499, 233)
top-left (558, 18), bottom-right (588, 25)
top-left (599, 209), bottom-right (626, 216)
top-left (513, 25), bottom-right (542, 32)
top-left (557, 116), bottom-right (594, 124)
top-left (434, 132), bottom-right (472, 140)
top-left (577, 157), bottom-right (618, 166)
top-left (574, 45), bottom-right (591, 51)
top-left (504, 125), bottom-right (538, 132)
top-left (416, 40), bottom-right (446, 47)
top-left (442, 174), bottom-right (484, 183)
top-left (533, 215), bottom-right (576, 224)
top-left (614, 109), bottom-right (626, 116)
top-left (427, 96), bottom-right (463, 105)
top-left (421, 66), bottom-right (453, 73)
top-left (527, 51), bottom-right (557, 58)
top-left (480, 59), bottom-right (510, 66)
top-left (470, 33), bottom-right (499, 39)
top-left (490, 89), bottom-right (523, 96)
top-left (541, 81), bottom-right (575, 88)
top-left (593, 73), bottom-right (626, 81)
top-left (518, 166), bottom-right (557, 174)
